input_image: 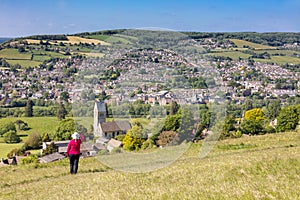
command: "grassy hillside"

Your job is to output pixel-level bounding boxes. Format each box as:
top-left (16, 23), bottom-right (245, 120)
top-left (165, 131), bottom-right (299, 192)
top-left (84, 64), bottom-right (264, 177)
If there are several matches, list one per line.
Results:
top-left (0, 131), bottom-right (299, 199)
top-left (230, 39), bottom-right (276, 50)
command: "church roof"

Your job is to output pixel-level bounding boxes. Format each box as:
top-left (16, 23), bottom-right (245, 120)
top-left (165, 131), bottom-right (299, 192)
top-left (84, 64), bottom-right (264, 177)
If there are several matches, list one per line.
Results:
top-left (100, 121), bottom-right (131, 132)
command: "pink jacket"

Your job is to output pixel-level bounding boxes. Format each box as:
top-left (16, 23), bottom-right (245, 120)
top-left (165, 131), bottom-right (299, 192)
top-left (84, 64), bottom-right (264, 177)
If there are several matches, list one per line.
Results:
top-left (66, 139), bottom-right (82, 156)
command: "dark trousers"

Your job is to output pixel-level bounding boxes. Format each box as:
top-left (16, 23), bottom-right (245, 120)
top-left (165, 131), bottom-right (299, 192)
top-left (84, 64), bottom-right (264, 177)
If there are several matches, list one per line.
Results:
top-left (69, 154), bottom-right (80, 174)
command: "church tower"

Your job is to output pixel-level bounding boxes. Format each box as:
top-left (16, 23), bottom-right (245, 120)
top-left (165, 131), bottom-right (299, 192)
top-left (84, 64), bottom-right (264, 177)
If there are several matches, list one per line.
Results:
top-left (94, 101), bottom-right (106, 136)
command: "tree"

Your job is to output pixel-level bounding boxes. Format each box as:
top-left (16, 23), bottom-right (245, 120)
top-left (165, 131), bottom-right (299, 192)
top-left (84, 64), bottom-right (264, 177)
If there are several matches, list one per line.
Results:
top-left (122, 125), bottom-right (145, 151)
top-left (42, 133), bottom-right (51, 142)
top-left (243, 99), bottom-right (253, 111)
top-left (244, 108), bottom-right (265, 122)
top-left (240, 119), bottom-right (264, 135)
top-left (276, 106), bottom-right (299, 132)
top-left (14, 119), bottom-right (30, 130)
top-left (57, 102), bottom-right (67, 120)
top-left (170, 101), bottom-right (179, 115)
top-left (177, 107), bottom-right (195, 142)
top-left (25, 99), bottom-right (34, 117)
top-left (265, 100), bottom-right (281, 121)
top-left (163, 114), bottom-right (181, 132)
top-left (24, 132), bottom-right (42, 149)
top-left (52, 118), bottom-right (76, 141)
top-left (0, 122), bottom-right (17, 136)
top-left (59, 91), bottom-right (69, 102)
top-left (156, 131), bottom-right (178, 147)
top-left (42, 142), bottom-right (58, 156)
top-left (4, 130), bottom-right (21, 143)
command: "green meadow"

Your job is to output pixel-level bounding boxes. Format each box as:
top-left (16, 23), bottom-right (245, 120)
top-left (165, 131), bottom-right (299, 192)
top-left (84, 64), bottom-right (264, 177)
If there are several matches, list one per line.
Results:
top-left (0, 117), bottom-right (59, 157)
top-left (230, 39), bottom-right (276, 50)
top-left (0, 130), bottom-right (299, 199)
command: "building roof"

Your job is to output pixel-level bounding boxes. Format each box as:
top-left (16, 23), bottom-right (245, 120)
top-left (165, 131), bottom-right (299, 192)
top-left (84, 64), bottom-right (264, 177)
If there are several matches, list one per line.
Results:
top-left (100, 121), bottom-right (131, 132)
top-left (107, 139), bottom-right (122, 149)
top-left (39, 152), bottom-right (65, 163)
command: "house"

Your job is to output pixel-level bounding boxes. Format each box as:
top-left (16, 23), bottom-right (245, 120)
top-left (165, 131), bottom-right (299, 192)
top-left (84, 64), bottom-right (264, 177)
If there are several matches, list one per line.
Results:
top-left (80, 143), bottom-right (106, 157)
top-left (94, 101), bottom-right (131, 139)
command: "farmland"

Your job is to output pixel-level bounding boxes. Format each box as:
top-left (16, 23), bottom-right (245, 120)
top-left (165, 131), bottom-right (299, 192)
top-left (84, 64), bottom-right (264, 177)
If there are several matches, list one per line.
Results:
top-left (230, 39), bottom-right (276, 50)
top-left (0, 130), bottom-right (299, 199)
top-left (209, 51), bottom-right (252, 60)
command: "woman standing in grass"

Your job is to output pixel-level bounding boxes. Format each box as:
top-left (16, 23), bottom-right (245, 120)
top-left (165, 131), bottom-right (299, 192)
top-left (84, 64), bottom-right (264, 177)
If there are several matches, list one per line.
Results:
top-left (66, 132), bottom-right (82, 174)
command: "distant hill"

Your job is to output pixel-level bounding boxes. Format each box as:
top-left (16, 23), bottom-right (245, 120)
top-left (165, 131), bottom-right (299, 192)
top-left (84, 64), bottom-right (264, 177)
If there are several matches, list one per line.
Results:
top-left (0, 38), bottom-right (11, 44)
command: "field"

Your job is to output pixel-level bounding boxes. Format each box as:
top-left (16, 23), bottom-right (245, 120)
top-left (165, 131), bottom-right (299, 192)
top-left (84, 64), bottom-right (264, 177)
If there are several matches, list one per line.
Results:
top-left (254, 55), bottom-right (300, 65)
top-left (0, 48), bottom-right (32, 60)
top-left (230, 39), bottom-right (276, 50)
top-left (0, 117), bottom-right (60, 158)
top-left (87, 34), bottom-right (132, 44)
top-left (0, 130), bottom-right (299, 199)
top-left (208, 51), bottom-right (252, 60)
top-left (6, 59), bottom-right (42, 68)
top-left (208, 39), bottom-right (300, 64)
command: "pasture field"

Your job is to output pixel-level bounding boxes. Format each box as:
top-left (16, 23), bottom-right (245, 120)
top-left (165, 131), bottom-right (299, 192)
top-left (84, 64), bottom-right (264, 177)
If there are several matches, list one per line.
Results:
top-left (6, 59), bottom-right (42, 68)
top-left (79, 52), bottom-right (104, 57)
top-left (254, 55), bottom-right (300, 65)
top-left (209, 51), bottom-right (252, 60)
top-left (0, 117), bottom-right (59, 157)
top-left (0, 130), bottom-right (299, 199)
top-left (254, 49), bottom-right (300, 57)
top-left (88, 34), bottom-right (132, 44)
top-left (32, 55), bottom-right (52, 62)
top-left (0, 48), bottom-right (31, 60)
top-left (230, 39), bottom-right (276, 50)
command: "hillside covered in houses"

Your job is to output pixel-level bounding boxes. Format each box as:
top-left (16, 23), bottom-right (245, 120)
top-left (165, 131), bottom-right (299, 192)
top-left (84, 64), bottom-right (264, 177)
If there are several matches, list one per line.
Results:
top-left (0, 29), bottom-right (300, 164)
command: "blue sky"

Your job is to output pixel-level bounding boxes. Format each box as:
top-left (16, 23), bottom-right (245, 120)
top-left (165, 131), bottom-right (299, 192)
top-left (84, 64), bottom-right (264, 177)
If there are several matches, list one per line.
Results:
top-left (0, 0), bottom-right (299, 37)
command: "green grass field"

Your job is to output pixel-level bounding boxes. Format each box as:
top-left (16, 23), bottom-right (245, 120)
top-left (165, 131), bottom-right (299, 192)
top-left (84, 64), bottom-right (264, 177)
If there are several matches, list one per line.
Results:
top-left (254, 55), bottom-right (300, 65)
top-left (0, 48), bottom-right (32, 60)
top-left (6, 59), bottom-right (42, 68)
top-left (209, 51), bottom-right (252, 60)
top-left (0, 130), bottom-right (299, 199)
top-left (0, 117), bottom-right (59, 157)
top-left (230, 39), bottom-right (276, 50)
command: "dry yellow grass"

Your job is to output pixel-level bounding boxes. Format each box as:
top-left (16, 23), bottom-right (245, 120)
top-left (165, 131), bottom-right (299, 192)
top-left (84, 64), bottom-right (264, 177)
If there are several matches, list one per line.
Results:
top-left (78, 52), bottom-right (105, 57)
top-left (0, 131), bottom-right (299, 199)
top-left (65, 36), bottom-right (110, 45)
top-left (25, 36), bottom-right (110, 46)
top-left (25, 39), bottom-right (41, 44)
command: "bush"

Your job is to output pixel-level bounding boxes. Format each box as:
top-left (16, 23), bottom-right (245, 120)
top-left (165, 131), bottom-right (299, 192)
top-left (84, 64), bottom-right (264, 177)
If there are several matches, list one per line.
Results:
top-left (240, 119), bottom-right (264, 135)
top-left (3, 130), bottom-right (21, 143)
top-left (20, 155), bottom-right (39, 165)
top-left (0, 122), bottom-right (16, 136)
top-left (42, 142), bottom-right (58, 156)
top-left (115, 134), bottom-right (125, 141)
top-left (141, 138), bottom-right (157, 150)
top-left (264, 125), bottom-right (276, 133)
top-left (7, 148), bottom-right (24, 158)
top-left (24, 132), bottom-right (42, 149)
top-left (156, 131), bottom-right (178, 147)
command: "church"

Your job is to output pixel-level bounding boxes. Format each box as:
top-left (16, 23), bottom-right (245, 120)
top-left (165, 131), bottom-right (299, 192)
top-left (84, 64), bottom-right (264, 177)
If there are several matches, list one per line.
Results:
top-left (93, 101), bottom-right (131, 139)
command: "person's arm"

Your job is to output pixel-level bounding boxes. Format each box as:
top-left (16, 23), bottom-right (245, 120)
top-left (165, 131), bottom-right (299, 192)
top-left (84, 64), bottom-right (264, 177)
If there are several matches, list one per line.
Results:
top-left (66, 141), bottom-right (71, 156)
